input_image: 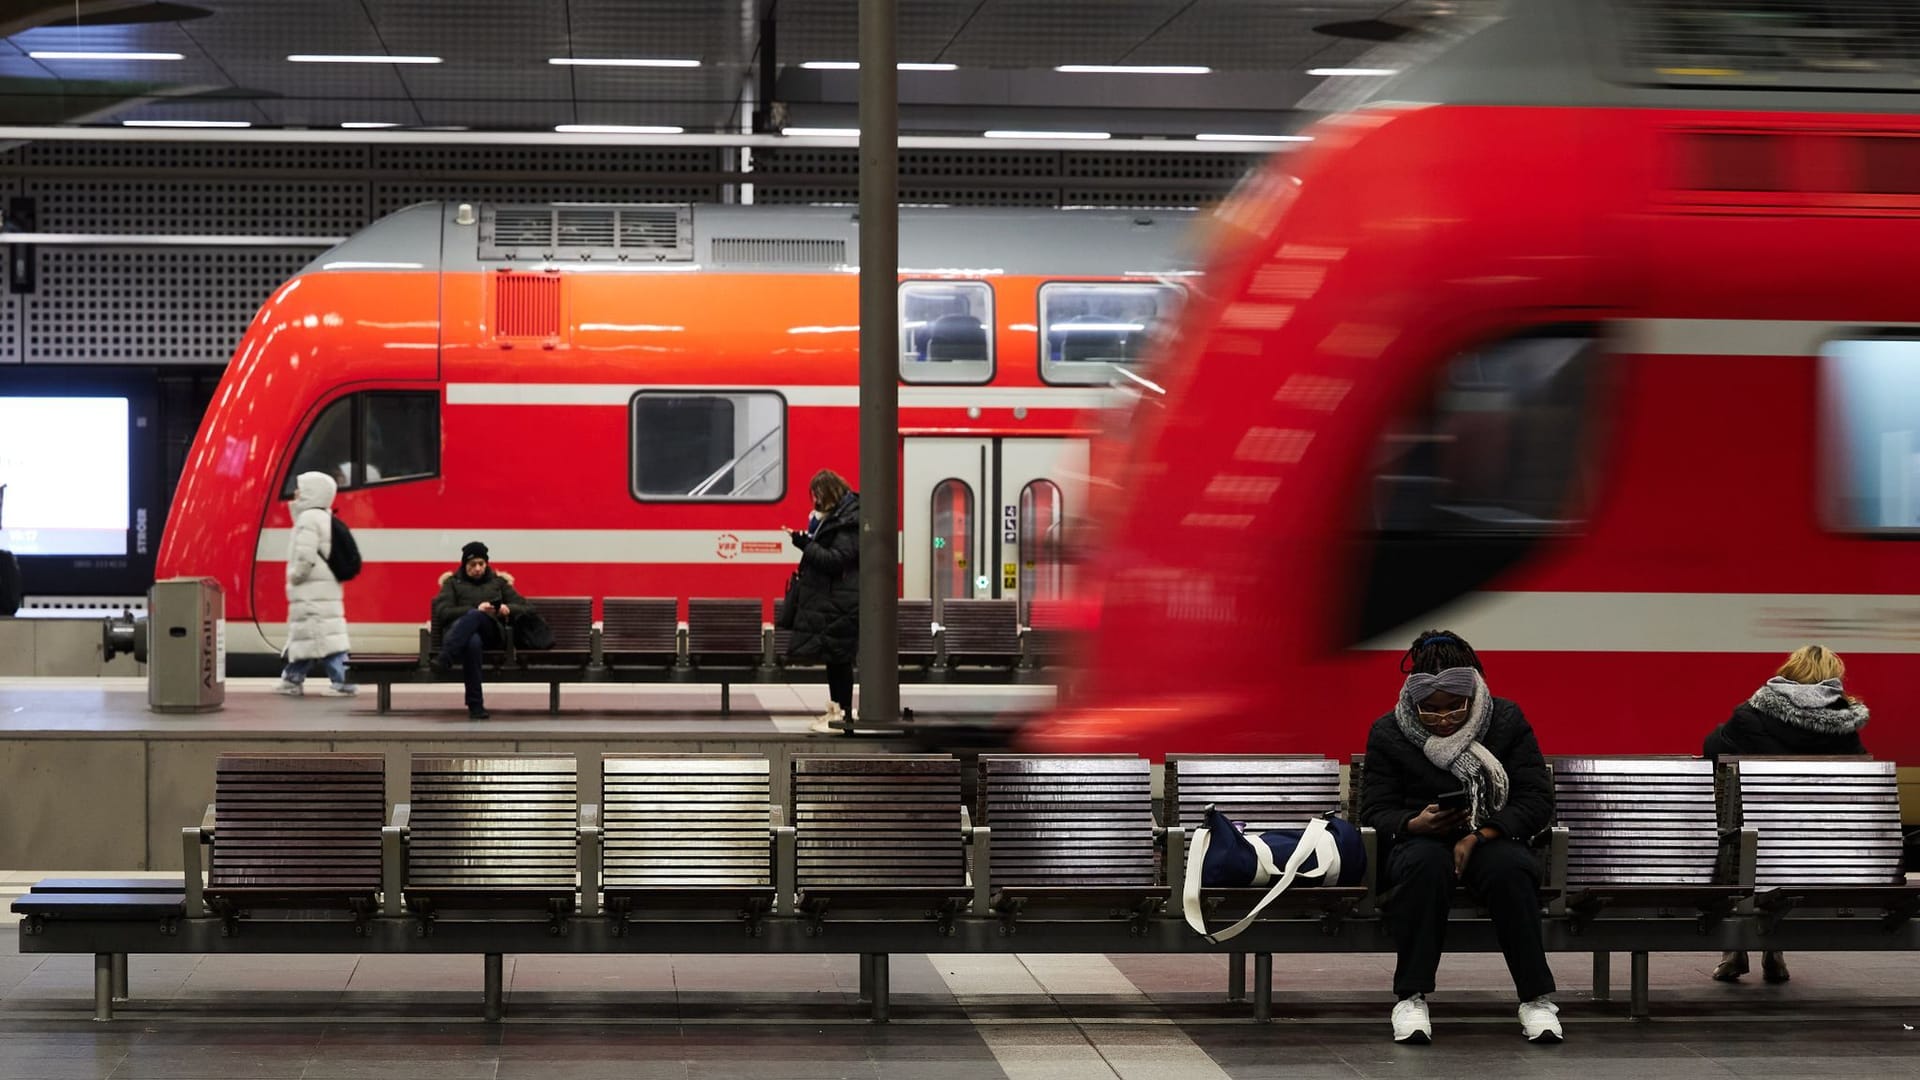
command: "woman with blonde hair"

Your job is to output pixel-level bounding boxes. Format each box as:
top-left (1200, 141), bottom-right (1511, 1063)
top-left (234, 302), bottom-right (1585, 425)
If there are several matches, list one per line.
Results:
top-left (1702, 644), bottom-right (1869, 983)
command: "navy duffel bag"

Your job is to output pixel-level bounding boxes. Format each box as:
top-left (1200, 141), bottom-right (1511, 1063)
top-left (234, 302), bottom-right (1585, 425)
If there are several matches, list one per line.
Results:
top-left (1181, 804), bottom-right (1366, 943)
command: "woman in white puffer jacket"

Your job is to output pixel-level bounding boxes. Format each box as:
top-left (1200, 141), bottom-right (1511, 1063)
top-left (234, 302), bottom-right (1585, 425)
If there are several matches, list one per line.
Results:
top-left (275, 470), bottom-right (356, 696)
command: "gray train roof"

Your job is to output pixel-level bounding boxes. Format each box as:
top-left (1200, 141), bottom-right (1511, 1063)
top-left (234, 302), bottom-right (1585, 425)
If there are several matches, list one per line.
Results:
top-left (303, 202), bottom-right (1202, 278)
top-left (1359, 0), bottom-right (1920, 116)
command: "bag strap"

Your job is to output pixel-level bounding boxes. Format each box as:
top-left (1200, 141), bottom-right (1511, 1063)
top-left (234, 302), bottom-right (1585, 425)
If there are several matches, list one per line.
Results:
top-left (1185, 816), bottom-right (1335, 945)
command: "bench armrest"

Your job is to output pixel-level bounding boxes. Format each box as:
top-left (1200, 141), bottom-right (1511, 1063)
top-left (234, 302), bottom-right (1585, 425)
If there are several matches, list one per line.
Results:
top-left (389, 802), bottom-right (411, 830)
top-left (416, 626), bottom-right (430, 667)
top-left (970, 825), bottom-right (993, 914)
top-left (578, 803), bottom-right (601, 918)
top-left (181, 826), bottom-right (206, 918)
top-left (382, 802), bottom-right (411, 917)
top-left (1356, 827), bottom-right (1379, 917)
top-left (1162, 823), bottom-right (1186, 903)
top-left (1544, 825), bottom-right (1570, 896)
top-left (774, 825), bottom-right (796, 917)
top-left (960, 804), bottom-right (973, 838)
top-left (199, 802), bottom-right (215, 836)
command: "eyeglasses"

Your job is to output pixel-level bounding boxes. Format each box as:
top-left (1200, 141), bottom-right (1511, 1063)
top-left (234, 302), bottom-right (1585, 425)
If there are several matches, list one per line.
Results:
top-left (1416, 702), bottom-right (1470, 726)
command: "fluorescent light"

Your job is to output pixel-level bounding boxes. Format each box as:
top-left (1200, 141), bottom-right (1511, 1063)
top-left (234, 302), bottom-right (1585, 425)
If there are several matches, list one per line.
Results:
top-left (341, 122), bottom-right (400, 129)
top-left (548, 57), bottom-right (701, 68)
top-left (1307, 67), bottom-right (1397, 77)
top-left (1055, 64), bottom-right (1210, 75)
top-left (122, 119), bottom-right (251, 128)
top-left (800, 61), bottom-right (956, 71)
top-left (287, 54), bottom-right (442, 64)
top-left (554, 124), bottom-right (685, 134)
top-left (783, 127), bottom-right (860, 137)
top-left (1194, 133), bottom-right (1313, 143)
top-left (898, 62), bottom-right (957, 71)
top-left (30, 50), bottom-right (183, 61)
top-left (983, 130), bottom-right (1111, 140)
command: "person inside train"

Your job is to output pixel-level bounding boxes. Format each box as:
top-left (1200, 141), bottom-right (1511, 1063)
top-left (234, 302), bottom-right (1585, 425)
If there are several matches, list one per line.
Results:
top-left (1358, 630), bottom-right (1560, 1045)
top-left (781, 469), bottom-right (860, 733)
top-left (274, 470), bottom-right (356, 697)
top-left (431, 541), bottom-right (532, 720)
top-left (1702, 644), bottom-right (1870, 984)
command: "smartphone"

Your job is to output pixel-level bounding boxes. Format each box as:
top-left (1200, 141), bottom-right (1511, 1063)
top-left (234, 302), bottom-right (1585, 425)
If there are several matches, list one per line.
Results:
top-left (1436, 789), bottom-right (1470, 812)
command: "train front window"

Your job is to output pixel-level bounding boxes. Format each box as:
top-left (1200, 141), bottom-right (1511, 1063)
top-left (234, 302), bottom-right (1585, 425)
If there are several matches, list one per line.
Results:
top-left (362, 392), bottom-right (439, 486)
top-left (1039, 282), bottom-right (1185, 386)
top-left (1821, 337), bottom-right (1920, 534)
top-left (899, 281), bottom-right (994, 385)
top-left (1357, 329), bottom-right (1606, 642)
top-left (631, 391), bottom-right (785, 502)
top-left (283, 396), bottom-right (355, 494)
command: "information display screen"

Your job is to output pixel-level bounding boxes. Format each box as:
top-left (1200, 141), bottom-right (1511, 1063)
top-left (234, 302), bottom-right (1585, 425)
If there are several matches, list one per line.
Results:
top-left (0, 396), bottom-right (130, 556)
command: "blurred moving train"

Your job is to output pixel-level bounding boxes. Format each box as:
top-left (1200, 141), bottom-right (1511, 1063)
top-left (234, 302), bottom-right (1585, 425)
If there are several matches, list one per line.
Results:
top-left (1024, 0), bottom-right (1920, 769)
top-left (156, 203), bottom-right (1196, 661)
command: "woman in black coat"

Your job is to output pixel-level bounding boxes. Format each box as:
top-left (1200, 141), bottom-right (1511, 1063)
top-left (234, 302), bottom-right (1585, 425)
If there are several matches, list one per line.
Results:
top-left (783, 469), bottom-right (860, 732)
top-left (1357, 630), bottom-right (1561, 1046)
top-left (1702, 644), bottom-right (1870, 984)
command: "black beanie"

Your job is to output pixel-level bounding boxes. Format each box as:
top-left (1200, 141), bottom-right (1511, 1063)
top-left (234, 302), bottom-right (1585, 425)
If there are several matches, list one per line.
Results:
top-left (461, 541), bottom-right (490, 564)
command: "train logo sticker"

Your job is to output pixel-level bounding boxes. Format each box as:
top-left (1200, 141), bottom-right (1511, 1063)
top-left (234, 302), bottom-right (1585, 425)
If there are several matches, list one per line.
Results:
top-left (716, 533), bottom-right (740, 560)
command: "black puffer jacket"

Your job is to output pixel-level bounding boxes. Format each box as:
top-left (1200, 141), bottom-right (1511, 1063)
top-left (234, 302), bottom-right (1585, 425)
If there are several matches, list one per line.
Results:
top-left (431, 566), bottom-right (532, 636)
top-left (1357, 697), bottom-right (1553, 843)
top-left (1703, 703), bottom-right (1868, 761)
top-left (786, 493), bottom-right (860, 664)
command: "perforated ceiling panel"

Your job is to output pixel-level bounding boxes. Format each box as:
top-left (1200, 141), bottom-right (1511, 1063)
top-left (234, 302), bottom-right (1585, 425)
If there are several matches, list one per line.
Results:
top-left (25, 179), bottom-right (369, 236)
top-left (753, 148), bottom-right (1252, 208)
top-left (24, 248), bottom-right (314, 363)
top-left (0, 246), bottom-right (17, 365)
top-left (373, 182), bottom-right (720, 216)
top-left (0, 143), bottom-right (367, 173)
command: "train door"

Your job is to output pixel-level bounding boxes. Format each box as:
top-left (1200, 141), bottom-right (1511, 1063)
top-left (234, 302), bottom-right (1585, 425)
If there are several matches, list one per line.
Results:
top-left (903, 436), bottom-right (1088, 622)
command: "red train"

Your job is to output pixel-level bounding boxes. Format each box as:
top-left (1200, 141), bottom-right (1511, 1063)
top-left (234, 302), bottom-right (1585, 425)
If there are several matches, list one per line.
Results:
top-left (1025, 0), bottom-right (1920, 770)
top-left (157, 203), bottom-right (1196, 661)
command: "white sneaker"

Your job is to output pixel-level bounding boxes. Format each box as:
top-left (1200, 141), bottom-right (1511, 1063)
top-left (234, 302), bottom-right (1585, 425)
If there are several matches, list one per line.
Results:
top-left (325, 683), bottom-right (359, 696)
top-left (1518, 997), bottom-right (1562, 1043)
top-left (809, 702), bottom-right (844, 734)
top-left (274, 680), bottom-right (303, 697)
top-left (1391, 994), bottom-right (1432, 1044)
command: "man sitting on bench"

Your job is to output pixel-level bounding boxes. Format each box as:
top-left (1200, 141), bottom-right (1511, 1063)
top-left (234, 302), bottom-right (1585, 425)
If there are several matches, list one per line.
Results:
top-left (432, 541), bottom-right (532, 719)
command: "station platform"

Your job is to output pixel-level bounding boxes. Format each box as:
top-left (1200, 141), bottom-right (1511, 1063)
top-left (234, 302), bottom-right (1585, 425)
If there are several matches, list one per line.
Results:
top-left (0, 677), bottom-right (1053, 871)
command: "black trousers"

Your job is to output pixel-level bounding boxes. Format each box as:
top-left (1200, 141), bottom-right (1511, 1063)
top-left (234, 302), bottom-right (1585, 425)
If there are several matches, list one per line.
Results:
top-left (1386, 835), bottom-right (1556, 1002)
top-left (440, 610), bottom-right (503, 708)
top-left (826, 661), bottom-right (854, 716)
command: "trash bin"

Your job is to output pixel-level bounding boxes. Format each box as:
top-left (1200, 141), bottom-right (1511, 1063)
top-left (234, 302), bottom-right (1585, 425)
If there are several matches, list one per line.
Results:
top-left (147, 577), bottom-right (224, 713)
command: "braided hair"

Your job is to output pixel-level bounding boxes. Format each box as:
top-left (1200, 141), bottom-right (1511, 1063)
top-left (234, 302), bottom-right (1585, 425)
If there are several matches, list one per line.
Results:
top-left (1400, 629), bottom-right (1484, 676)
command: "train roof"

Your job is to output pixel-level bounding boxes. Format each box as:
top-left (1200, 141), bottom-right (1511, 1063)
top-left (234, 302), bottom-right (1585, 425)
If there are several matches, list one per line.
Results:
top-left (1364, 0), bottom-right (1920, 116)
top-left (304, 202), bottom-right (1202, 279)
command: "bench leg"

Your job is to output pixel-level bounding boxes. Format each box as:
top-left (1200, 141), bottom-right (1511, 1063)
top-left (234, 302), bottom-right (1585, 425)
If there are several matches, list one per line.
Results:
top-left (1592, 952), bottom-right (1610, 1002)
top-left (868, 954), bottom-right (890, 1024)
top-left (1629, 951), bottom-right (1650, 1020)
top-left (93, 954), bottom-right (113, 1021)
top-left (721, 681), bottom-right (731, 716)
top-left (483, 954), bottom-right (505, 1022)
top-left (1252, 954), bottom-right (1273, 1023)
top-left (858, 954), bottom-right (873, 1003)
top-left (1227, 952), bottom-right (1245, 1003)
top-left (377, 682), bottom-right (392, 714)
top-left (111, 954), bottom-right (128, 1002)
top-left (549, 682), bottom-right (560, 715)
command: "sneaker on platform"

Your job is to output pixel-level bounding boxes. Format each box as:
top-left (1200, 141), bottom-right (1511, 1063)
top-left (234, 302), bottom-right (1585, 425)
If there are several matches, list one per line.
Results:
top-left (1391, 994), bottom-right (1431, 1044)
top-left (1518, 997), bottom-right (1562, 1043)
top-left (325, 683), bottom-right (359, 696)
top-left (274, 680), bottom-right (303, 697)
top-left (809, 702), bottom-right (844, 734)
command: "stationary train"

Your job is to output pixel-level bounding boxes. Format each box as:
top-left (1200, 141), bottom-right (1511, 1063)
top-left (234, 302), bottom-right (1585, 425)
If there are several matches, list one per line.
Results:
top-left (1023, 0), bottom-right (1920, 767)
top-left (156, 203), bottom-right (1196, 661)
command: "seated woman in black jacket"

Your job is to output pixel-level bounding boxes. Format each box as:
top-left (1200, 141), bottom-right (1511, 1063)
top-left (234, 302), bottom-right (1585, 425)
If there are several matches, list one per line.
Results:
top-left (1702, 644), bottom-right (1869, 985)
top-left (1358, 630), bottom-right (1560, 1046)
top-left (431, 541), bottom-right (532, 720)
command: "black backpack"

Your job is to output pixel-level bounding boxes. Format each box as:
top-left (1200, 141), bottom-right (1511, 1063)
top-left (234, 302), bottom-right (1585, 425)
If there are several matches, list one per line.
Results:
top-left (324, 515), bottom-right (362, 582)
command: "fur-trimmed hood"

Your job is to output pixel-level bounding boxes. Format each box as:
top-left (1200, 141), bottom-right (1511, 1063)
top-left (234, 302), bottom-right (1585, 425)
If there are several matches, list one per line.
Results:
top-left (1749, 678), bottom-right (1869, 736)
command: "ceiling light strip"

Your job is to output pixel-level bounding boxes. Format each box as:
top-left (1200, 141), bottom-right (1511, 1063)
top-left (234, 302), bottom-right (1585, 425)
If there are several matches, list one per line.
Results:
top-left (1054, 64), bottom-right (1210, 74)
top-left (287, 54), bottom-right (442, 64)
top-left (30, 51), bottom-right (183, 61)
top-left (548, 57), bottom-right (701, 68)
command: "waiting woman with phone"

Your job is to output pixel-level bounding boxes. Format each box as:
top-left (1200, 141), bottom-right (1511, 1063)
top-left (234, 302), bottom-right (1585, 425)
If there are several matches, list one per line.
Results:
top-left (1358, 630), bottom-right (1560, 1046)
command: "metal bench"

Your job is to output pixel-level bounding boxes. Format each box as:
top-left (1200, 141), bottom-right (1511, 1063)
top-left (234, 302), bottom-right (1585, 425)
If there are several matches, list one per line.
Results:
top-left (978, 754), bottom-right (1159, 926)
top-left (601, 597), bottom-right (681, 668)
top-left (201, 752), bottom-right (386, 922)
top-left (773, 598), bottom-right (936, 671)
top-left (1723, 757), bottom-right (1918, 923)
top-left (601, 754), bottom-right (776, 930)
top-left (1022, 599), bottom-right (1074, 667)
top-left (687, 598), bottom-right (764, 667)
top-left (939, 598), bottom-right (1021, 668)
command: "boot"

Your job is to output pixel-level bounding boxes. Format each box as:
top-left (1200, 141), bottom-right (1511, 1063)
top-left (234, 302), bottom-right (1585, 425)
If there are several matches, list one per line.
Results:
top-left (1762, 952), bottom-right (1789, 984)
top-left (1711, 951), bottom-right (1748, 982)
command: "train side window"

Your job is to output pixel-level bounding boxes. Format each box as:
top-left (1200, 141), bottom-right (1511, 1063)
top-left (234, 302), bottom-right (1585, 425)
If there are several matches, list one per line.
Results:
top-left (899, 281), bottom-right (993, 385)
top-left (631, 391), bottom-right (785, 502)
top-left (282, 396), bottom-right (356, 495)
top-left (1018, 479), bottom-right (1065, 624)
top-left (1356, 329), bottom-right (1606, 642)
top-left (361, 392), bottom-right (440, 487)
top-left (1821, 338), bottom-right (1920, 534)
top-left (931, 478), bottom-right (976, 616)
top-left (1038, 282), bottom-right (1184, 386)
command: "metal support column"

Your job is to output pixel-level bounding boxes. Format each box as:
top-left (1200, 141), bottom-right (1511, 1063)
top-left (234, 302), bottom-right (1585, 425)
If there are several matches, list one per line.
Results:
top-left (1629, 951), bottom-right (1650, 1020)
top-left (1227, 952), bottom-right (1245, 1002)
top-left (483, 954), bottom-right (504, 1022)
top-left (1592, 951), bottom-right (1610, 1001)
top-left (1252, 954), bottom-right (1273, 1022)
top-left (869, 953), bottom-right (891, 1023)
top-left (93, 954), bottom-right (113, 1021)
top-left (855, 0), bottom-right (900, 731)
top-left (859, 953), bottom-right (874, 1003)
top-left (111, 954), bottom-right (127, 1002)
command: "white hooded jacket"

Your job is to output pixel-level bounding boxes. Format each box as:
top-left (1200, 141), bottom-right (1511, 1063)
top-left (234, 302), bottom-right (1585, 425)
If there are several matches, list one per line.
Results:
top-left (283, 471), bottom-right (350, 662)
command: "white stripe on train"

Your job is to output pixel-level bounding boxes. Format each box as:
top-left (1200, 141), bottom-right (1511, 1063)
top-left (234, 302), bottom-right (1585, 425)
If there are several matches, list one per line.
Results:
top-left (255, 528), bottom-right (801, 566)
top-left (445, 383), bottom-right (1121, 410)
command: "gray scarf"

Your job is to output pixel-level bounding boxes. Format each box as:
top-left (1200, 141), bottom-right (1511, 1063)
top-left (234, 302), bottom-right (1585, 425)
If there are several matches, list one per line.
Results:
top-left (1394, 667), bottom-right (1510, 828)
top-left (1751, 677), bottom-right (1869, 736)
